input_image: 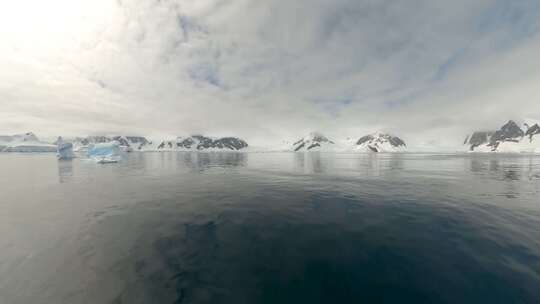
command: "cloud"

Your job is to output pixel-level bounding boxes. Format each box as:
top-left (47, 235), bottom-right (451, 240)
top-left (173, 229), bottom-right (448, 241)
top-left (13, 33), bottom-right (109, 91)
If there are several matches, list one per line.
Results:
top-left (1, 0), bottom-right (540, 148)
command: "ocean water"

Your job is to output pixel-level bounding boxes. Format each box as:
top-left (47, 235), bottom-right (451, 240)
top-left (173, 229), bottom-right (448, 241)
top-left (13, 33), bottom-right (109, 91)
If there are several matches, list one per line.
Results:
top-left (1, 152), bottom-right (540, 304)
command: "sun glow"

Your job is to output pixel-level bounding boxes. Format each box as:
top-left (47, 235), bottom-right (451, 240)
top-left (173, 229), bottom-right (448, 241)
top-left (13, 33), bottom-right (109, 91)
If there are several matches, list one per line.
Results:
top-left (0, 0), bottom-right (117, 58)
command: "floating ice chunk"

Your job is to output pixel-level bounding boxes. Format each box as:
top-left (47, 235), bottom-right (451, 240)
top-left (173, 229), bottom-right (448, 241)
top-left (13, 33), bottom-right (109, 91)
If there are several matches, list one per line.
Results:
top-left (87, 141), bottom-right (122, 163)
top-left (57, 137), bottom-right (75, 160)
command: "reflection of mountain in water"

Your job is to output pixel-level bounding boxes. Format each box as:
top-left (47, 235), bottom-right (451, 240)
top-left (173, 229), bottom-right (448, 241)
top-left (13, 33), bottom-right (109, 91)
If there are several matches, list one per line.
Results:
top-left (470, 157), bottom-right (523, 181)
top-left (294, 152), bottom-right (327, 173)
top-left (24, 152), bottom-right (540, 304)
top-left (467, 156), bottom-right (540, 198)
top-left (182, 152), bottom-right (248, 171)
top-left (353, 153), bottom-right (405, 178)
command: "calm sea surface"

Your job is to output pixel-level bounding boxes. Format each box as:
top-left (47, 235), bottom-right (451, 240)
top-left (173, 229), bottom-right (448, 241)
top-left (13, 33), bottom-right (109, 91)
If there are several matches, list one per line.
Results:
top-left (1, 152), bottom-right (540, 304)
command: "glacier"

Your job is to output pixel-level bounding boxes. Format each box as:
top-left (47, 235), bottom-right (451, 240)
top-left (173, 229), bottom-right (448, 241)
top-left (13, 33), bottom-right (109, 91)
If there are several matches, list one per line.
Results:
top-left (0, 132), bottom-right (56, 153)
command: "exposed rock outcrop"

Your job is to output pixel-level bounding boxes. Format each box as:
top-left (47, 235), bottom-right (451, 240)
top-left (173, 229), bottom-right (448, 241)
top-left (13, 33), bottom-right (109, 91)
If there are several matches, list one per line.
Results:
top-left (156, 135), bottom-right (248, 151)
top-left (356, 132), bottom-right (406, 152)
top-left (292, 132), bottom-right (335, 151)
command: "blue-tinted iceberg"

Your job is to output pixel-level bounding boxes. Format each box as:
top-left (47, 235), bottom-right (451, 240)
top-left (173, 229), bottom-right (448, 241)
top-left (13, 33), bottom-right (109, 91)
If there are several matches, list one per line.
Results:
top-left (56, 137), bottom-right (75, 160)
top-left (87, 142), bottom-right (122, 163)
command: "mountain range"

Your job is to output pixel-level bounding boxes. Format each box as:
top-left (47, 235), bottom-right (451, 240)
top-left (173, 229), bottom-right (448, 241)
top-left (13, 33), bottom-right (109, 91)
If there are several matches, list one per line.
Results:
top-left (2, 120), bottom-right (540, 153)
top-left (291, 132), bottom-right (406, 152)
top-left (464, 120), bottom-right (540, 153)
top-left (155, 135), bottom-right (249, 151)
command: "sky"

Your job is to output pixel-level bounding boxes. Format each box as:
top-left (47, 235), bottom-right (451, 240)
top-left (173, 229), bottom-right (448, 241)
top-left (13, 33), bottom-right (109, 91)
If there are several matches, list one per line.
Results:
top-left (1, 0), bottom-right (540, 148)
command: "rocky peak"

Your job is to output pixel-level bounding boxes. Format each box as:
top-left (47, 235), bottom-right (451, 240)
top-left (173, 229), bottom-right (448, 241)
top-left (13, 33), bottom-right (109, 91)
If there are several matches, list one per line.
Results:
top-left (356, 132), bottom-right (406, 152)
top-left (293, 132), bottom-right (335, 151)
top-left (308, 132), bottom-right (332, 144)
top-left (489, 120), bottom-right (524, 145)
top-left (525, 123), bottom-right (540, 141)
top-left (159, 135), bottom-right (248, 151)
top-left (464, 131), bottom-right (494, 151)
top-left (465, 120), bottom-right (540, 152)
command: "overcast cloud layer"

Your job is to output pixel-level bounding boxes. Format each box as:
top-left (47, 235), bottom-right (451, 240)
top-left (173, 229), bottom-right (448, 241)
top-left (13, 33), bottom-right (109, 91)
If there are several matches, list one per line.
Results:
top-left (1, 0), bottom-right (540, 148)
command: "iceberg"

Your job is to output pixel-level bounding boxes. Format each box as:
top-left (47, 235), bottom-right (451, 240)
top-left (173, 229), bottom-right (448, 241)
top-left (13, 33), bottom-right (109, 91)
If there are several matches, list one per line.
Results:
top-left (87, 141), bottom-right (123, 163)
top-left (56, 137), bottom-right (75, 160)
top-left (0, 132), bottom-right (56, 153)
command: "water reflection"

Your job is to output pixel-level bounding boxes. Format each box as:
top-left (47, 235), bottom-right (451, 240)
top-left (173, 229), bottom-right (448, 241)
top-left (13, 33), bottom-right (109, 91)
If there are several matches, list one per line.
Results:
top-left (55, 153), bottom-right (540, 188)
top-left (6, 152), bottom-right (540, 304)
top-left (355, 153), bottom-right (405, 177)
top-left (57, 159), bottom-right (73, 183)
top-left (182, 152), bottom-right (247, 172)
top-left (469, 156), bottom-right (526, 181)
top-left (466, 155), bottom-right (540, 199)
top-left (293, 152), bottom-right (327, 174)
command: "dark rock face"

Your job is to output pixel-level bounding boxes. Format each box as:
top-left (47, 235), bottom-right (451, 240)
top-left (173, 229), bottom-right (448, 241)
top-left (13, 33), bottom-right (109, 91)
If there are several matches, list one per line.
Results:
top-left (356, 135), bottom-right (374, 146)
top-left (310, 134), bottom-right (333, 144)
top-left (75, 136), bottom-right (151, 150)
top-left (356, 134), bottom-right (406, 148)
top-left (88, 136), bottom-right (112, 144)
top-left (387, 136), bottom-right (406, 147)
top-left (112, 136), bottom-right (151, 150)
top-left (159, 135), bottom-right (248, 151)
top-left (489, 121), bottom-right (524, 146)
top-left (177, 137), bottom-right (196, 149)
top-left (293, 142), bottom-right (306, 152)
top-left (215, 137), bottom-right (249, 150)
top-left (465, 131), bottom-right (493, 151)
top-left (307, 143), bottom-right (321, 150)
top-left (526, 124), bottom-right (540, 141)
top-left (192, 135), bottom-right (214, 149)
top-left (126, 136), bottom-right (149, 144)
top-left (368, 146), bottom-right (378, 152)
top-left (75, 136), bottom-right (112, 146)
top-left (465, 120), bottom-right (539, 151)
top-left (293, 132), bottom-right (334, 151)
top-left (112, 136), bottom-right (130, 147)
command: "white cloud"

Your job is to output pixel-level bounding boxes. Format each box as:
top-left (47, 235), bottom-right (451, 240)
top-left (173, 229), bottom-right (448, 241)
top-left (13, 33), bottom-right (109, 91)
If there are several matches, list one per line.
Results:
top-left (1, 0), bottom-right (540, 148)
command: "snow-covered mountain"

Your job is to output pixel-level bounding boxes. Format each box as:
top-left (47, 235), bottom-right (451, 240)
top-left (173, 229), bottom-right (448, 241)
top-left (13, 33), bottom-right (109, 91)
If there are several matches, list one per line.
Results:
top-left (0, 132), bottom-right (56, 152)
top-left (464, 120), bottom-right (540, 153)
top-left (72, 136), bottom-right (152, 152)
top-left (292, 132), bottom-right (335, 151)
top-left (153, 135), bottom-right (249, 151)
top-left (355, 132), bottom-right (406, 152)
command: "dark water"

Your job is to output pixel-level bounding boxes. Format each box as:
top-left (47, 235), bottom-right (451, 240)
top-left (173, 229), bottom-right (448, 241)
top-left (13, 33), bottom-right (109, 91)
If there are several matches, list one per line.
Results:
top-left (1, 152), bottom-right (540, 304)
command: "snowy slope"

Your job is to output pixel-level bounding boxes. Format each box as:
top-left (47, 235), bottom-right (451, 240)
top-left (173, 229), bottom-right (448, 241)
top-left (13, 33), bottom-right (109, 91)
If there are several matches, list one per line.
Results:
top-left (464, 120), bottom-right (540, 153)
top-left (144, 135), bottom-right (249, 151)
top-left (355, 132), bottom-right (406, 152)
top-left (72, 136), bottom-right (152, 152)
top-left (292, 132), bottom-right (337, 151)
top-left (290, 132), bottom-right (407, 153)
top-left (0, 132), bottom-right (56, 152)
